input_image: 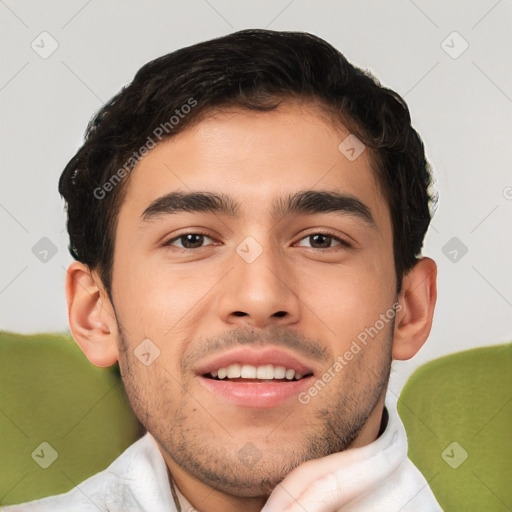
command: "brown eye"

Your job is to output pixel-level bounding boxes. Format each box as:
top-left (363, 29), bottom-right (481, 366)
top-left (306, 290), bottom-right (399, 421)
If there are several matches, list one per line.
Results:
top-left (309, 234), bottom-right (334, 248)
top-left (296, 232), bottom-right (349, 249)
top-left (164, 233), bottom-right (214, 249)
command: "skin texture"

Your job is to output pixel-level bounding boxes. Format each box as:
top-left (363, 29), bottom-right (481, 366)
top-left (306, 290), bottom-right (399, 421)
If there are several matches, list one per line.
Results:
top-left (66, 101), bottom-right (437, 512)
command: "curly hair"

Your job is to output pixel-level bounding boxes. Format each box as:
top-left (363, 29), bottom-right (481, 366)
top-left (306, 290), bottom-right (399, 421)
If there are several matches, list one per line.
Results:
top-left (59, 29), bottom-right (436, 299)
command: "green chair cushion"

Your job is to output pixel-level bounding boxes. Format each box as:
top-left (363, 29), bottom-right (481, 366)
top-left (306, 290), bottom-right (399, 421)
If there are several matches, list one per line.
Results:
top-left (2, 331), bottom-right (510, 509)
top-left (0, 331), bottom-right (143, 506)
top-left (398, 343), bottom-right (512, 512)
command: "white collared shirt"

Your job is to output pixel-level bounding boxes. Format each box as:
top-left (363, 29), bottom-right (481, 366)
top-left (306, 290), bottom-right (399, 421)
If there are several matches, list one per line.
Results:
top-left (1, 393), bottom-right (442, 512)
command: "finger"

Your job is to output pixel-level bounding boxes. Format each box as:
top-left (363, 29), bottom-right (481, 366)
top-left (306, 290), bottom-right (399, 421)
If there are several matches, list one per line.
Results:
top-left (281, 474), bottom-right (348, 512)
top-left (261, 445), bottom-right (371, 512)
top-left (263, 434), bottom-right (403, 512)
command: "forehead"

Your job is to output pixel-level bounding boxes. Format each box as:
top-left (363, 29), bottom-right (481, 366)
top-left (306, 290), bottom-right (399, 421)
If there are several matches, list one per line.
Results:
top-left (118, 103), bottom-right (391, 235)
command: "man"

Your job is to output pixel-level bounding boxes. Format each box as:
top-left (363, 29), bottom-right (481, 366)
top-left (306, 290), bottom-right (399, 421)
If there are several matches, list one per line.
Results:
top-left (4, 29), bottom-right (441, 511)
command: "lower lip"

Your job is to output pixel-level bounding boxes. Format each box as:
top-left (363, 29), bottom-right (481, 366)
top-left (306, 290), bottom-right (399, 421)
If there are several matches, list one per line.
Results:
top-left (198, 376), bottom-right (314, 408)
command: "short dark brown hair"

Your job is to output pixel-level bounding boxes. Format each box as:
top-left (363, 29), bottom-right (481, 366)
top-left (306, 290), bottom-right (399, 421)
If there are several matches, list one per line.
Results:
top-left (59, 29), bottom-right (435, 299)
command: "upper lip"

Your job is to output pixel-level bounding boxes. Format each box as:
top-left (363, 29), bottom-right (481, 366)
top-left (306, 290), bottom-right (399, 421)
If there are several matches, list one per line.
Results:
top-left (195, 347), bottom-right (315, 376)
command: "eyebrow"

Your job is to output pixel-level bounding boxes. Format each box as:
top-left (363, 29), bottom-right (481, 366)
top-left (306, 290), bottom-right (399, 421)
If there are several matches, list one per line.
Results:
top-left (140, 190), bottom-right (376, 228)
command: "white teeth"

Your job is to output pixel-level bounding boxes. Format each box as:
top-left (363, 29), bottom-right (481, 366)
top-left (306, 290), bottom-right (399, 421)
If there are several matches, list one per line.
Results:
top-left (285, 369), bottom-right (295, 380)
top-left (256, 364), bottom-right (274, 379)
top-left (226, 363), bottom-right (241, 378)
top-left (273, 366), bottom-right (286, 379)
top-left (241, 364), bottom-right (257, 378)
top-left (210, 363), bottom-right (307, 381)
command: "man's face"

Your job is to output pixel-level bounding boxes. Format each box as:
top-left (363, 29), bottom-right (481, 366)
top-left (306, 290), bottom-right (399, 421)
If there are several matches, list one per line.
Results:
top-left (110, 102), bottom-right (397, 496)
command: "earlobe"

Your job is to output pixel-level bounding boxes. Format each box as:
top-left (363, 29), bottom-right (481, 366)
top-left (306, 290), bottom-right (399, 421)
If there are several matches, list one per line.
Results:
top-left (392, 257), bottom-right (437, 361)
top-left (65, 261), bottom-right (119, 367)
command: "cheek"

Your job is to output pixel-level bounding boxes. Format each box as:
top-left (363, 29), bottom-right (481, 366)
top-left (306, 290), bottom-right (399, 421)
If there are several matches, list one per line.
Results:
top-left (120, 353), bottom-right (181, 431)
top-left (297, 255), bottom-right (394, 332)
top-left (114, 253), bottom-right (206, 333)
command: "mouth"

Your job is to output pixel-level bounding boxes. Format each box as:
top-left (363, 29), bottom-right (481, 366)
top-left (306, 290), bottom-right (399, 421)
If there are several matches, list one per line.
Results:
top-left (202, 363), bottom-right (313, 382)
top-left (195, 348), bottom-right (316, 408)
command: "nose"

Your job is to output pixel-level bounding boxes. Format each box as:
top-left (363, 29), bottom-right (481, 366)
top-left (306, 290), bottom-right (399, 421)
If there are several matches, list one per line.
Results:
top-left (217, 237), bottom-right (301, 329)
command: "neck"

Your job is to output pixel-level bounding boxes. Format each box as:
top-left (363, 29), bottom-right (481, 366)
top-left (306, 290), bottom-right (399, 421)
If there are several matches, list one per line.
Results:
top-left (165, 459), bottom-right (267, 512)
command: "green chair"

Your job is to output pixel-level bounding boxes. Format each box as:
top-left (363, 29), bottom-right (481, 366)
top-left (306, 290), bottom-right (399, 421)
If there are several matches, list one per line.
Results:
top-left (2, 331), bottom-right (510, 510)
top-left (398, 343), bottom-right (512, 512)
top-left (0, 331), bottom-right (143, 506)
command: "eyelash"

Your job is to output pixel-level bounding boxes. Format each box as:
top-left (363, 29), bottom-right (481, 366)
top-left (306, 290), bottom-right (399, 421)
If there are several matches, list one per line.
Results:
top-left (162, 230), bottom-right (351, 250)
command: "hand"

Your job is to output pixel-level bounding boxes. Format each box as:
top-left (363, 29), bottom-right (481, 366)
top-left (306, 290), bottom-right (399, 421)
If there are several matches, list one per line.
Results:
top-left (261, 442), bottom-right (401, 512)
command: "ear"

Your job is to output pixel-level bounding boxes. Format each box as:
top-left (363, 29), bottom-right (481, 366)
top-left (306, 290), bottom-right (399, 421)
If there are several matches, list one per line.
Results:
top-left (392, 257), bottom-right (437, 360)
top-left (65, 261), bottom-right (119, 367)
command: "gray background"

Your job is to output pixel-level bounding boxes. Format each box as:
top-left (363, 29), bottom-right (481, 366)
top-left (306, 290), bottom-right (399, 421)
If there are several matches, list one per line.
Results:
top-left (1, 0), bottom-right (511, 394)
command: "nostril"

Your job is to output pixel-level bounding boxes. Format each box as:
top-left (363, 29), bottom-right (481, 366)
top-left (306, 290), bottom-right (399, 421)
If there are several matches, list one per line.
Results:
top-left (233, 311), bottom-right (247, 317)
top-left (273, 311), bottom-right (287, 318)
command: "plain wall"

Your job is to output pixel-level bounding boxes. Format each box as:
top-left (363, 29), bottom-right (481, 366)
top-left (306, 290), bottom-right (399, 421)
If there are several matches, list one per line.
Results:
top-left (1, 0), bottom-right (511, 394)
